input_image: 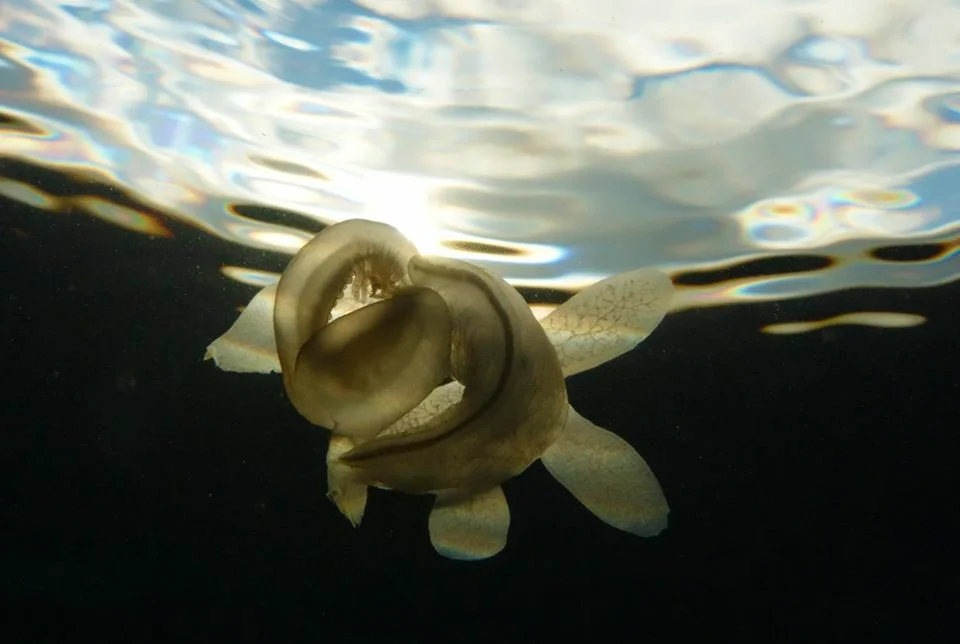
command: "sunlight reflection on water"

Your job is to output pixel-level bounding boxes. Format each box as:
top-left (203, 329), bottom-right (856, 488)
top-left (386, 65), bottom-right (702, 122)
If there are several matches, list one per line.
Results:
top-left (1, 0), bottom-right (958, 322)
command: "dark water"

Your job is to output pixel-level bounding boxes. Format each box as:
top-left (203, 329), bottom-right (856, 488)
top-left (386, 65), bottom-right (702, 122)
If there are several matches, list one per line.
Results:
top-left (1, 169), bottom-right (956, 641)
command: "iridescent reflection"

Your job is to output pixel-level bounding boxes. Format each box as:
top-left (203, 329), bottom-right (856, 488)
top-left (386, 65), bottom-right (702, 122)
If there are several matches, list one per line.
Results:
top-left (2, 0), bottom-right (959, 328)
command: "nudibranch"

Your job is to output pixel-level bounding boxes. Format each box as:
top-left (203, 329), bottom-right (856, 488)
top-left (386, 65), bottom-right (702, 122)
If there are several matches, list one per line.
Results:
top-left (206, 219), bottom-right (672, 560)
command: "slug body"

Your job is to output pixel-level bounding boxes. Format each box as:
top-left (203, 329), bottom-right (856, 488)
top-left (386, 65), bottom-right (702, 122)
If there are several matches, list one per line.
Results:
top-left (206, 218), bottom-right (673, 560)
top-left (272, 219), bottom-right (568, 494)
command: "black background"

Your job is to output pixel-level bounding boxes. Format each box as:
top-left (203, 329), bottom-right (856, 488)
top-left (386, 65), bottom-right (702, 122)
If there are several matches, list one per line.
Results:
top-left (1, 182), bottom-right (957, 642)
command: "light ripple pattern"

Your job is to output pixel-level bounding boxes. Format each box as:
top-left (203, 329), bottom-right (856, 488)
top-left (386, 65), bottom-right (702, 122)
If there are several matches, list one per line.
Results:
top-left (1, 0), bottom-right (959, 313)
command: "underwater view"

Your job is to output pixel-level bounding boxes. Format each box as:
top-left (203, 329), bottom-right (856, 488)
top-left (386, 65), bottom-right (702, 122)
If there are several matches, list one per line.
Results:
top-left (1, 0), bottom-right (957, 640)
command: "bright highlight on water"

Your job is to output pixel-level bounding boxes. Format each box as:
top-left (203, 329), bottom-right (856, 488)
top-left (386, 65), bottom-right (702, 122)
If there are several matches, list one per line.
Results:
top-left (2, 0), bottom-right (958, 331)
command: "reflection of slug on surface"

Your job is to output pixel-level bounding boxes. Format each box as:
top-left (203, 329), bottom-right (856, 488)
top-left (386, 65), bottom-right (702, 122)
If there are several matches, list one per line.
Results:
top-left (205, 219), bottom-right (674, 560)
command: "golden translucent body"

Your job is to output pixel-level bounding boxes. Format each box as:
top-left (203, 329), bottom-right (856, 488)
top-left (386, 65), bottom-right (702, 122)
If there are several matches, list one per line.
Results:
top-left (206, 219), bottom-right (674, 560)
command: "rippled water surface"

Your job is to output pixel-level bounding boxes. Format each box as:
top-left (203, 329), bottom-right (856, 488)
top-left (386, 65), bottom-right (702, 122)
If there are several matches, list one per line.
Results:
top-left (4, 5), bottom-right (959, 637)
top-left (2, 0), bottom-right (959, 323)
